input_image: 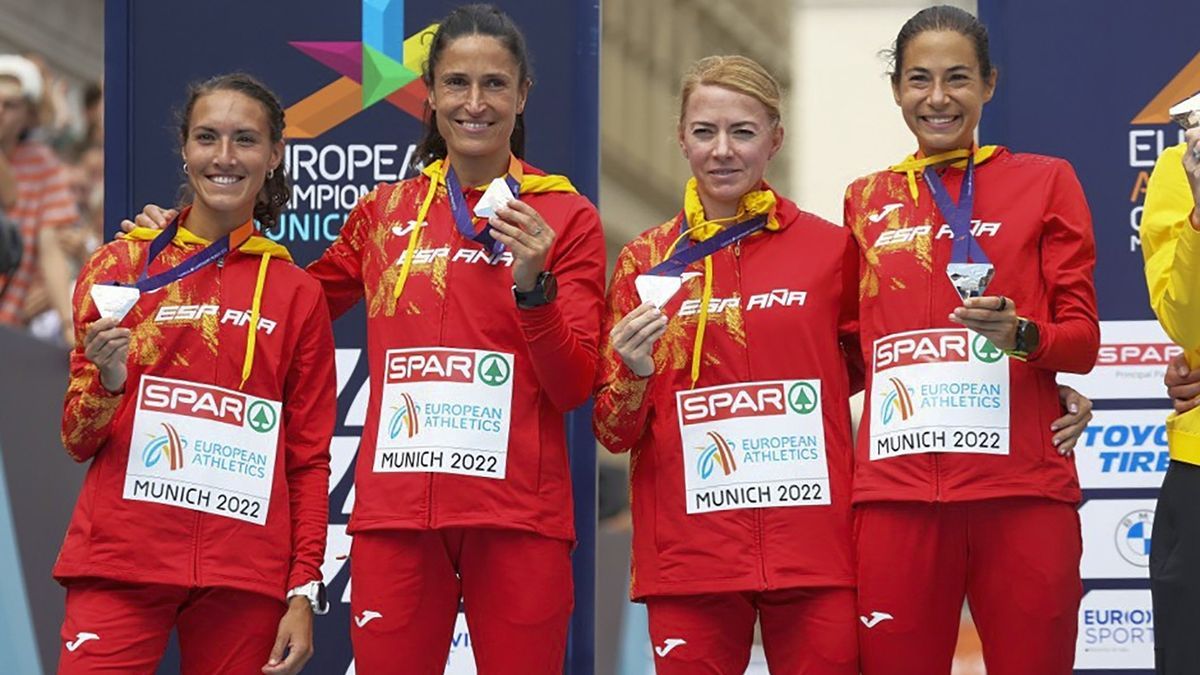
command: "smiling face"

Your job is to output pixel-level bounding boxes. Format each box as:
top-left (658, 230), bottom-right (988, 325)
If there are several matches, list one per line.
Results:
top-left (182, 90), bottom-right (282, 228)
top-left (427, 34), bottom-right (529, 170)
top-left (892, 30), bottom-right (997, 156)
top-left (678, 84), bottom-right (783, 219)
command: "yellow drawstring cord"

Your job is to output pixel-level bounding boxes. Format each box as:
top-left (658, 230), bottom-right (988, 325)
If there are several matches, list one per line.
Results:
top-left (240, 252), bottom-right (272, 390)
top-left (392, 168), bottom-right (442, 301)
top-left (889, 146), bottom-right (999, 202)
top-left (690, 256), bottom-right (714, 388)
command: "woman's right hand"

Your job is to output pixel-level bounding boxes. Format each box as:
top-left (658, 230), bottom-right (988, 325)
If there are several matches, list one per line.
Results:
top-left (1165, 352), bottom-right (1200, 414)
top-left (84, 317), bottom-right (131, 393)
top-left (118, 204), bottom-right (175, 234)
top-left (610, 302), bottom-right (668, 378)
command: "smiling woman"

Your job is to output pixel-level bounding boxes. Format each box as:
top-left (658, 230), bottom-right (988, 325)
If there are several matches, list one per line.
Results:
top-left (844, 6), bottom-right (1099, 675)
top-left (55, 73), bottom-right (336, 675)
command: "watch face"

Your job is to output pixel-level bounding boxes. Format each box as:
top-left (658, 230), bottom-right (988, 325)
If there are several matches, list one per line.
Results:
top-left (542, 272), bottom-right (558, 302)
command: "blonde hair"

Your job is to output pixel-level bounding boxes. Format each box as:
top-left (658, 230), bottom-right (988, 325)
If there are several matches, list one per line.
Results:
top-left (678, 55), bottom-right (782, 126)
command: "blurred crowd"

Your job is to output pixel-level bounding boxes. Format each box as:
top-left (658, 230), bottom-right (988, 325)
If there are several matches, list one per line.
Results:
top-left (0, 51), bottom-right (103, 348)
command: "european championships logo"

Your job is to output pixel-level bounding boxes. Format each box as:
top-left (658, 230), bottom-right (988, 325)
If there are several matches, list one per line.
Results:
top-left (285, 0), bottom-right (437, 139)
top-left (697, 431), bottom-right (737, 480)
top-left (143, 423), bottom-right (186, 471)
top-left (388, 393), bottom-right (420, 440)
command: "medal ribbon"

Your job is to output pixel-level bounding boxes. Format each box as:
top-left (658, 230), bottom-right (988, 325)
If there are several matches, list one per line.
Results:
top-left (922, 157), bottom-right (990, 265)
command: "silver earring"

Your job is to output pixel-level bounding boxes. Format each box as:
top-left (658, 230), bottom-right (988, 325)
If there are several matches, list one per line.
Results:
top-left (182, 161), bottom-right (188, 173)
top-left (267, 168), bottom-right (275, 180)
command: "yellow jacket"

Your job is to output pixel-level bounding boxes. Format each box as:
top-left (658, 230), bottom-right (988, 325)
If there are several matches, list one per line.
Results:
top-left (1143, 142), bottom-right (1200, 463)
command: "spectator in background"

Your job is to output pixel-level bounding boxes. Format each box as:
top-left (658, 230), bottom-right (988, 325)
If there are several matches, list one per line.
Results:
top-left (0, 55), bottom-right (77, 346)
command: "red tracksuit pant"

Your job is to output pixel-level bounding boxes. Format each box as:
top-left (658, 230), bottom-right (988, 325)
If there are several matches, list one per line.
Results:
top-left (855, 498), bottom-right (1082, 675)
top-left (645, 587), bottom-right (858, 674)
top-left (349, 527), bottom-right (574, 675)
top-left (57, 578), bottom-right (285, 674)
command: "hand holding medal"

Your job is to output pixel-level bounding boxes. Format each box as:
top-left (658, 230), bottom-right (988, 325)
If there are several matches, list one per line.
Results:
top-left (488, 198), bottom-right (555, 292)
top-left (949, 295), bottom-right (1019, 351)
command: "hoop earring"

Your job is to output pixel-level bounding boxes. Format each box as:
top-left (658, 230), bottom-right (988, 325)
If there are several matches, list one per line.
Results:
top-left (267, 168), bottom-right (275, 180)
top-left (182, 161), bottom-right (188, 173)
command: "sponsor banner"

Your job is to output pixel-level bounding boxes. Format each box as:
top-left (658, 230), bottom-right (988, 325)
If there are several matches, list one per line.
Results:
top-left (1075, 589), bottom-right (1155, 670)
top-left (676, 380), bottom-right (829, 514)
top-left (125, 376), bottom-right (281, 525)
top-left (1060, 320), bottom-right (1181, 400)
top-left (375, 348), bottom-right (514, 479)
top-left (869, 329), bottom-right (1009, 461)
top-left (1078, 410), bottom-right (1170, 490)
top-left (1079, 499), bottom-right (1156, 579)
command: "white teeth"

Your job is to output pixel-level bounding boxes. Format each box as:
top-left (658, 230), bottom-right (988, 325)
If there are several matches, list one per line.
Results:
top-left (210, 176), bottom-right (240, 185)
top-left (460, 121), bottom-right (489, 130)
top-left (925, 116), bottom-right (955, 124)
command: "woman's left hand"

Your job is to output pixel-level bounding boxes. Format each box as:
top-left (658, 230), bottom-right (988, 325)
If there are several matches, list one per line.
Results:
top-left (1052, 385), bottom-right (1094, 456)
top-left (949, 295), bottom-right (1018, 350)
top-left (261, 597), bottom-right (313, 675)
top-left (489, 200), bottom-right (555, 292)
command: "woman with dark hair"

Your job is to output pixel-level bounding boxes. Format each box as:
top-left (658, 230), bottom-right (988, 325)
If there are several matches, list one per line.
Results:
top-left (317, 7), bottom-right (604, 671)
top-left (844, 6), bottom-right (1098, 674)
top-left (128, 5), bottom-right (603, 672)
top-left (57, 73), bottom-right (335, 675)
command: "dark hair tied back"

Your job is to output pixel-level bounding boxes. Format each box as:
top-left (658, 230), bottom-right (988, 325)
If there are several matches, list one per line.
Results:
top-left (177, 72), bottom-right (290, 232)
top-left (411, 4), bottom-right (531, 173)
top-left (885, 5), bottom-right (993, 85)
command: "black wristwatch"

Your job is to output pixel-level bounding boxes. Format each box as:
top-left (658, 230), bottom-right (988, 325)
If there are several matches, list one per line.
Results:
top-left (1011, 317), bottom-right (1041, 357)
top-left (513, 271), bottom-right (557, 308)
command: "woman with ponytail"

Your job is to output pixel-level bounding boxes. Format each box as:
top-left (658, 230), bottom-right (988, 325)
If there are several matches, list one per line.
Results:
top-left (57, 73), bottom-right (334, 675)
top-left (845, 7), bottom-right (1098, 673)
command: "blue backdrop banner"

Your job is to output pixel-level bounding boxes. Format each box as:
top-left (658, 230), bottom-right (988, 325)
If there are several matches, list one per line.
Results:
top-left (979, 1), bottom-right (1197, 673)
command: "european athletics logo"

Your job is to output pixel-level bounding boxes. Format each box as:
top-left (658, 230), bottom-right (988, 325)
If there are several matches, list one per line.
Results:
top-left (879, 377), bottom-right (915, 426)
top-left (697, 431), bottom-right (737, 480)
top-left (143, 423), bottom-right (185, 471)
top-left (285, 0), bottom-right (438, 138)
top-left (387, 393), bottom-right (420, 440)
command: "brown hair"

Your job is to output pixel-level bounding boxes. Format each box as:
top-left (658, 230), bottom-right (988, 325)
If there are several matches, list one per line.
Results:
top-left (176, 72), bottom-right (289, 231)
top-left (679, 55), bottom-right (782, 127)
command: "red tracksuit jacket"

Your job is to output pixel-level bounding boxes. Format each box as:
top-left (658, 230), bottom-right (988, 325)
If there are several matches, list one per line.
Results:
top-left (594, 194), bottom-right (861, 599)
top-left (844, 147), bottom-right (1099, 504)
top-left (55, 224), bottom-right (335, 600)
top-left (306, 159), bottom-right (606, 542)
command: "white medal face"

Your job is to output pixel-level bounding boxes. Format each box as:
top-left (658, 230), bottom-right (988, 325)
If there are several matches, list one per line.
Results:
top-left (635, 272), bottom-right (701, 310)
top-left (946, 262), bottom-right (996, 301)
top-left (90, 284), bottom-right (141, 321)
top-left (1168, 91), bottom-right (1200, 130)
top-left (473, 177), bottom-right (517, 219)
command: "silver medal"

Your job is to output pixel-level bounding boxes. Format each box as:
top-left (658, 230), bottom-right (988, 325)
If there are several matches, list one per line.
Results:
top-left (946, 262), bottom-right (995, 301)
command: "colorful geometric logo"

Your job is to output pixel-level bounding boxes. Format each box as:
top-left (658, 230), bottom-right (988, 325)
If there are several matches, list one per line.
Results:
top-left (1131, 51), bottom-right (1200, 125)
top-left (285, 0), bottom-right (438, 138)
top-left (697, 431), bottom-right (737, 480)
top-left (880, 377), bottom-right (915, 426)
top-left (143, 423), bottom-right (186, 471)
top-left (388, 393), bottom-right (420, 440)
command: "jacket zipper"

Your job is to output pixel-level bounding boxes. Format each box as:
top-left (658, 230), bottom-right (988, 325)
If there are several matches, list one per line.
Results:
top-left (193, 255), bottom-right (226, 584)
top-left (732, 241), bottom-right (768, 587)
